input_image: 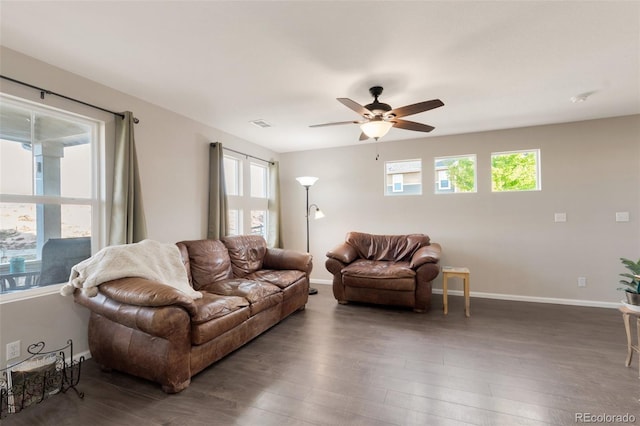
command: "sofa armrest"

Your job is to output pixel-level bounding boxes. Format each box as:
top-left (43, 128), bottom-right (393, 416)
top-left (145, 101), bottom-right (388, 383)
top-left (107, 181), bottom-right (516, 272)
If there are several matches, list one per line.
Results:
top-left (75, 277), bottom-right (198, 317)
top-left (410, 243), bottom-right (442, 269)
top-left (326, 242), bottom-right (358, 264)
top-left (263, 248), bottom-right (313, 274)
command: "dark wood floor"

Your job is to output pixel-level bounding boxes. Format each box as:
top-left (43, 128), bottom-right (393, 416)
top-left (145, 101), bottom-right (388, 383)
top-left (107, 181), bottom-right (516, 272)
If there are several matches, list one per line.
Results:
top-left (4, 286), bottom-right (639, 426)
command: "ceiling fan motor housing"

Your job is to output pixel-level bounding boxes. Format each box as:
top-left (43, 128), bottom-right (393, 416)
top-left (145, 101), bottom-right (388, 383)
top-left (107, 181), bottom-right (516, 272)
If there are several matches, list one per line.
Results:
top-left (366, 86), bottom-right (393, 117)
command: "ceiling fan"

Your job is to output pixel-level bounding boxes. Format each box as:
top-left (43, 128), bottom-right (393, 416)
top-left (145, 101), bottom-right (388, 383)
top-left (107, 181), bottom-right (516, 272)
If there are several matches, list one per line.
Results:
top-left (310, 86), bottom-right (444, 141)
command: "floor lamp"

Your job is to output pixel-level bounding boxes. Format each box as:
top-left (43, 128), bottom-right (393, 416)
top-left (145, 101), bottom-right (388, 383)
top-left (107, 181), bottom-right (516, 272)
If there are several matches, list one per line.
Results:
top-left (296, 176), bottom-right (325, 295)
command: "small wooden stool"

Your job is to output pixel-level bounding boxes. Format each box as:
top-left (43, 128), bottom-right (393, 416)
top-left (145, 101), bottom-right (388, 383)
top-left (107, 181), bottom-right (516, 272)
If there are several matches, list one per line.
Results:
top-left (619, 306), bottom-right (640, 378)
top-left (442, 266), bottom-right (470, 317)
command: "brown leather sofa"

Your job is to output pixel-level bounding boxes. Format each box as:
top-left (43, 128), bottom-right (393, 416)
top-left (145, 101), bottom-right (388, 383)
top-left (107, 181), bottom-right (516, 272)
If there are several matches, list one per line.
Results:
top-left (73, 235), bottom-right (312, 393)
top-left (325, 232), bottom-right (441, 312)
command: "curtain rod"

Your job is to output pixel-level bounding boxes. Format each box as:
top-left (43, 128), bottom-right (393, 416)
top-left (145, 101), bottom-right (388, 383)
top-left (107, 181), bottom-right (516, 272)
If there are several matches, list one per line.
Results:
top-left (216, 144), bottom-right (275, 165)
top-left (0, 74), bottom-right (140, 123)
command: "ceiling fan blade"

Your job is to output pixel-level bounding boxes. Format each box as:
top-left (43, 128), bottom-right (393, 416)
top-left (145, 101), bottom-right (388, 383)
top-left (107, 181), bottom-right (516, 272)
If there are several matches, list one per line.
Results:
top-left (392, 119), bottom-right (435, 133)
top-left (389, 99), bottom-right (444, 118)
top-left (309, 120), bottom-right (360, 128)
top-left (359, 132), bottom-right (370, 141)
top-left (337, 98), bottom-right (374, 118)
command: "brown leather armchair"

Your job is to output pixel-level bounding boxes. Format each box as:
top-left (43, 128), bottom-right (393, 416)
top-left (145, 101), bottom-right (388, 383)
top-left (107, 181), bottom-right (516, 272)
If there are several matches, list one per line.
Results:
top-left (325, 232), bottom-right (441, 312)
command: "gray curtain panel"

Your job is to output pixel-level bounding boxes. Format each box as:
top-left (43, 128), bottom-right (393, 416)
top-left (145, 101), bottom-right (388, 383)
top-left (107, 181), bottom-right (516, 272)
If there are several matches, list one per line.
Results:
top-left (208, 142), bottom-right (228, 239)
top-left (109, 111), bottom-right (147, 245)
top-left (267, 161), bottom-right (282, 248)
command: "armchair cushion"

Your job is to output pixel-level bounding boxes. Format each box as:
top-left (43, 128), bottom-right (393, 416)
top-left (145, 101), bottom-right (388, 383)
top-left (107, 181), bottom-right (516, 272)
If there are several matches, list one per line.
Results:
top-left (342, 260), bottom-right (415, 279)
top-left (345, 232), bottom-right (430, 262)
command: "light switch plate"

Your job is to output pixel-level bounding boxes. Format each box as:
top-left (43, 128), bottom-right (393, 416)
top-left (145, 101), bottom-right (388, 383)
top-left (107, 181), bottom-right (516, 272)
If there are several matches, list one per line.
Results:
top-left (554, 213), bottom-right (567, 222)
top-left (616, 212), bottom-right (630, 222)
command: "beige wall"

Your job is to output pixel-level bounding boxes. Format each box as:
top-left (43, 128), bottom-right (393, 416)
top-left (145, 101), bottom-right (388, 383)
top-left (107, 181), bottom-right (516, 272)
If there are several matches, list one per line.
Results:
top-left (280, 115), bottom-right (640, 305)
top-left (1, 46), bottom-right (638, 367)
top-left (0, 47), bottom-right (279, 364)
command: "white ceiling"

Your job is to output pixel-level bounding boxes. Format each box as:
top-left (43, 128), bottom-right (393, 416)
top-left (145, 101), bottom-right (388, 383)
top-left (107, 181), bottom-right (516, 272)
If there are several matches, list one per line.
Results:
top-left (1, 1), bottom-right (638, 153)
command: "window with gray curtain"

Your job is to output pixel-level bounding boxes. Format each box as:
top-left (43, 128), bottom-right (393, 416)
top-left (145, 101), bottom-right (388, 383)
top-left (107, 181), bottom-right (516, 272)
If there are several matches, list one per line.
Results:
top-left (109, 111), bottom-right (147, 245)
top-left (212, 144), bottom-right (280, 246)
top-left (208, 142), bottom-right (228, 239)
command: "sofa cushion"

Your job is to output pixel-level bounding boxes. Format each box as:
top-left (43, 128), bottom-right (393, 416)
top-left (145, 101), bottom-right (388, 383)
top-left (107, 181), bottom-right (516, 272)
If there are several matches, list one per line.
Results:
top-left (190, 293), bottom-right (249, 324)
top-left (221, 235), bottom-right (267, 277)
top-left (345, 232), bottom-right (430, 262)
top-left (245, 269), bottom-right (306, 289)
top-left (177, 240), bottom-right (233, 290)
top-left (199, 278), bottom-right (281, 304)
top-left (191, 307), bottom-right (251, 345)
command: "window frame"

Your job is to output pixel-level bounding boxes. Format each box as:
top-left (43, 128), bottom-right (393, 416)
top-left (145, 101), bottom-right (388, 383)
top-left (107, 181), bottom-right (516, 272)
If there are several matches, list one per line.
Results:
top-left (434, 154), bottom-right (477, 194)
top-left (223, 152), bottom-right (270, 239)
top-left (0, 93), bottom-right (105, 303)
top-left (384, 159), bottom-right (422, 196)
top-left (490, 149), bottom-right (541, 193)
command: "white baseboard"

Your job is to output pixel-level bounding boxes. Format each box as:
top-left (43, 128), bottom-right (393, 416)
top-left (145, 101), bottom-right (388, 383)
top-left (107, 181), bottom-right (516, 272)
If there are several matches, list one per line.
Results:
top-left (75, 350), bottom-right (91, 362)
top-left (311, 279), bottom-right (619, 309)
top-left (433, 288), bottom-right (619, 309)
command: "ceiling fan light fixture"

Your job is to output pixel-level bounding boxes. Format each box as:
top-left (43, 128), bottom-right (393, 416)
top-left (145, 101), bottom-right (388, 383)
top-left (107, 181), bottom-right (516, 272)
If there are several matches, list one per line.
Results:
top-left (360, 120), bottom-right (393, 140)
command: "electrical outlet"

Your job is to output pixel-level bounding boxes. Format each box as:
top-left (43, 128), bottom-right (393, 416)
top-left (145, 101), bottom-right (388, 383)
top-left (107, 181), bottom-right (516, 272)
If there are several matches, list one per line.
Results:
top-left (578, 277), bottom-right (587, 288)
top-left (6, 340), bottom-right (20, 360)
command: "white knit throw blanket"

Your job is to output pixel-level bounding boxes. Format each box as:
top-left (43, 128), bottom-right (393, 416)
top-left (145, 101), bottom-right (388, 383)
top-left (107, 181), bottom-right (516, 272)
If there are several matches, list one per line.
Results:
top-left (60, 239), bottom-right (202, 300)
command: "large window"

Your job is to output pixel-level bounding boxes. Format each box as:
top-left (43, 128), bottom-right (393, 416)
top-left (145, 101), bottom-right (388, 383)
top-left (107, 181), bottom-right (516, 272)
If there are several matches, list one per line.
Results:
top-left (224, 153), bottom-right (269, 239)
top-left (434, 155), bottom-right (477, 194)
top-left (0, 94), bottom-right (103, 296)
top-left (491, 149), bottom-right (541, 192)
top-left (384, 159), bottom-right (422, 196)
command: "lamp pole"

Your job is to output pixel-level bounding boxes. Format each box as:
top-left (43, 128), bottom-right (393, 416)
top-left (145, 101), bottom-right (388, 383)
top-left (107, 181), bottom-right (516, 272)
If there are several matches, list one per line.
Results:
top-left (304, 185), bottom-right (310, 253)
top-left (296, 176), bottom-right (320, 295)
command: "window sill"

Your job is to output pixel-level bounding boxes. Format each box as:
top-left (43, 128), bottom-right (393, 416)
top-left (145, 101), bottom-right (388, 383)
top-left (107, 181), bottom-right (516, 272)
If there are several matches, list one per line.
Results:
top-left (0, 283), bottom-right (63, 304)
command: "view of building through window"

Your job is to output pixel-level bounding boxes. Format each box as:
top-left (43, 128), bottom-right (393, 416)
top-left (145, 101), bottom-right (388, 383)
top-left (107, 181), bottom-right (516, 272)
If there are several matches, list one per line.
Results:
top-left (434, 155), bottom-right (477, 194)
top-left (0, 94), bottom-right (100, 294)
top-left (384, 159), bottom-right (422, 196)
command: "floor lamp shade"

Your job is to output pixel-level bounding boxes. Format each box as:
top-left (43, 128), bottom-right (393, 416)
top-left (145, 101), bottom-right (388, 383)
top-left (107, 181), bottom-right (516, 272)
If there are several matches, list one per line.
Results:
top-left (296, 176), bottom-right (318, 187)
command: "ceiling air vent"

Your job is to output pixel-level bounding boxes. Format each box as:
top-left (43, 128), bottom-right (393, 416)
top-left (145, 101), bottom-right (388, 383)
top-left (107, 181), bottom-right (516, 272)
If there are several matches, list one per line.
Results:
top-left (250, 119), bottom-right (272, 128)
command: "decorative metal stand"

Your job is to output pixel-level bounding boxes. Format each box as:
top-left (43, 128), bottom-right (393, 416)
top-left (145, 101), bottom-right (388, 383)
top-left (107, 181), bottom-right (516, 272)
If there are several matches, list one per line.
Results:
top-left (0, 339), bottom-right (84, 418)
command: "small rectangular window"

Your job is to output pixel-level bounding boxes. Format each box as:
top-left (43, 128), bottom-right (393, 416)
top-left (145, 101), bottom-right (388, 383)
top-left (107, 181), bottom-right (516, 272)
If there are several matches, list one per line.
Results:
top-left (392, 174), bottom-right (403, 192)
top-left (385, 159), bottom-right (422, 196)
top-left (434, 155), bottom-right (477, 194)
top-left (223, 151), bottom-right (270, 243)
top-left (250, 210), bottom-right (266, 239)
top-left (250, 163), bottom-right (267, 198)
top-left (491, 149), bottom-right (540, 192)
top-left (223, 156), bottom-right (241, 196)
top-left (228, 209), bottom-right (241, 235)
